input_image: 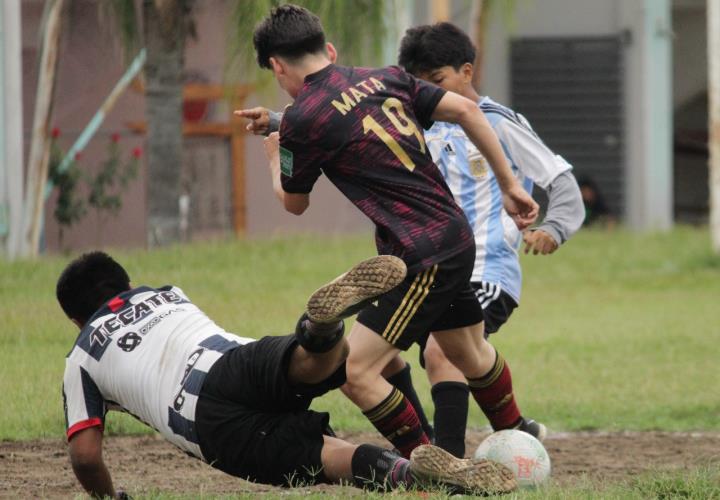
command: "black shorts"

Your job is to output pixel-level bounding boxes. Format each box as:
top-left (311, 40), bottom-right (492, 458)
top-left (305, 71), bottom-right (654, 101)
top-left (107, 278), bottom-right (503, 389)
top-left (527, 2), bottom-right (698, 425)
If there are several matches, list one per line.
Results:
top-left (472, 282), bottom-right (518, 335)
top-left (356, 246), bottom-right (484, 350)
top-left (195, 335), bottom-right (346, 486)
top-left (417, 282), bottom-right (518, 367)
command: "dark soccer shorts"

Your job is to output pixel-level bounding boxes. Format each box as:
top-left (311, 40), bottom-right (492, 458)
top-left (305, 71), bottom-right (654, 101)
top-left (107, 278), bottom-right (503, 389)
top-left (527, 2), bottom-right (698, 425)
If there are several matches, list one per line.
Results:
top-left (473, 283), bottom-right (518, 335)
top-left (195, 334), bottom-right (346, 486)
top-left (416, 282), bottom-right (519, 367)
top-left (356, 245), bottom-right (484, 351)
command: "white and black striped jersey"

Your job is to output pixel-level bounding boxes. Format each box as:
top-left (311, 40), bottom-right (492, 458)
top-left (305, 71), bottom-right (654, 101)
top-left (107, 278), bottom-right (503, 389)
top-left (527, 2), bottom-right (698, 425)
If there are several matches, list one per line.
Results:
top-left (62, 285), bottom-right (254, 460)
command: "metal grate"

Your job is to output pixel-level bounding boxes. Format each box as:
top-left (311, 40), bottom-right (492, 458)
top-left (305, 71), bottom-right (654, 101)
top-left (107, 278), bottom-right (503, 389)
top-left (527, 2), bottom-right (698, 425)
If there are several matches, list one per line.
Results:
top-left (511, 36), bottom-right (624, 217)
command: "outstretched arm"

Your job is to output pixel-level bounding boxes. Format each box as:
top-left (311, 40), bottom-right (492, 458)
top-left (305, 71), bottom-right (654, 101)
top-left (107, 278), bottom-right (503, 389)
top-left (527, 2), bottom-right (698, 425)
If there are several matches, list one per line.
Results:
top-left (431, 92), bottom-right (539, 230)
top-left (234, 107), bottom-right (283, 136)
top-left (68, 426), bottom-right (117, 499)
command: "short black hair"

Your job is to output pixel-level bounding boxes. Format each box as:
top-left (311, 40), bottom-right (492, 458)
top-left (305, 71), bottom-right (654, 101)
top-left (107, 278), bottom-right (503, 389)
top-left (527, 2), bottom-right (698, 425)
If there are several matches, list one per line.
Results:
top-left (56, 251), bottom-right (131, 326)
top-left (253, 4), bottom-right (326, 69)
top-left (398, 22), bottom-right (476, 75)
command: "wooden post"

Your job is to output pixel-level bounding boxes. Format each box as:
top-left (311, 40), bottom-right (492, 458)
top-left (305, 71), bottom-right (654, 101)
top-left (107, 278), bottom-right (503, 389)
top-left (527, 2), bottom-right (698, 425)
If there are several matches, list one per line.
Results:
top-left (710, 0), bottom-right (720, 252)
top-left (431, 0), bottom-right (450, 22)
top-left (127, 82), bottom-right (251, 235)
top-left (231, 97), bottom-right (246, 235)
top-left (20, 0), bottom-right (64, 257)
top-left (471, 0), bottom-right (491, 89)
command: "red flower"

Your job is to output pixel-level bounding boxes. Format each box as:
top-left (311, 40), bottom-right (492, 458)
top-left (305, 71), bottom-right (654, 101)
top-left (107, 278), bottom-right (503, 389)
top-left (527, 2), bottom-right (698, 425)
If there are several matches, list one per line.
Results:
top-left (132, 147), bottom-right (143, 159)
top-left (74, 151), bottom-right (82, 161)
top-left (51, 127), bottom-right (60, 139)
top-left (111, 132), bottom-right (121, 143)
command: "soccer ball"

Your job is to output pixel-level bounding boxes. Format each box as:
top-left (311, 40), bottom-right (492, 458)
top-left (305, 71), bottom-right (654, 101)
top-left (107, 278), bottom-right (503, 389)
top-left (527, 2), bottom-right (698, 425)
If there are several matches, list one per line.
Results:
top-left (473, 429), bottom-right (551, 488)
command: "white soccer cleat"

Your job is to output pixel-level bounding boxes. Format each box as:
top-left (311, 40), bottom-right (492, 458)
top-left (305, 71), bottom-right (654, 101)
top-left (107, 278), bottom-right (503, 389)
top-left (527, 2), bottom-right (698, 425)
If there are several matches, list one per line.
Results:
top-left (410, 444), bottom-right (518, 495)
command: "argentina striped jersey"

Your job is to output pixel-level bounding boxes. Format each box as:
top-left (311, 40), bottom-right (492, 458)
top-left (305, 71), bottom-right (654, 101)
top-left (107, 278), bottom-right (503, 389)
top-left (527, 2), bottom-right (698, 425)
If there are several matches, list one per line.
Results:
top-left (425, 97), bottom-right (572, 302)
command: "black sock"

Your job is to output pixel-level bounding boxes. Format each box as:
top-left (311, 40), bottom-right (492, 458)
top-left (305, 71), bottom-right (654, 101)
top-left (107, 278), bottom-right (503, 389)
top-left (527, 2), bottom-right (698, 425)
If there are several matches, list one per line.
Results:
top-left (294, 313), bottom-right (344, 353)
top-left (431, 381), bottom-right (469, 458)
top-left (351, 444), bottom-right (412, 491)
top-left (386, 363), bottom-right (434, 441)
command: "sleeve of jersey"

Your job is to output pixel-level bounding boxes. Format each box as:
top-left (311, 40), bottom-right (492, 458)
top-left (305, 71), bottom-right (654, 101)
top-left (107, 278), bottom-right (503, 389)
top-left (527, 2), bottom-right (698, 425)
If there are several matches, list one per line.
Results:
top-left (405, 72), bottom-right (447, 130)
top-left (493, 117), bottom-right (572, 189)
top-left (279, 117), bottom-right (324, 194)
top-left (63, 359), bottom-right (106, 440)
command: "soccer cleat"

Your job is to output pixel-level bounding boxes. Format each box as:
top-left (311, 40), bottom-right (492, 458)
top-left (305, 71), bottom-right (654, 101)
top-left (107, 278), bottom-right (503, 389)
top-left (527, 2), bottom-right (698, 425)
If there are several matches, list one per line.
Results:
top-left (516, 418), bottom-right (547, 442)
top-left (306, 255), bottom-right (407, 323)
top-left (410, 444), bottom-right (517, 495)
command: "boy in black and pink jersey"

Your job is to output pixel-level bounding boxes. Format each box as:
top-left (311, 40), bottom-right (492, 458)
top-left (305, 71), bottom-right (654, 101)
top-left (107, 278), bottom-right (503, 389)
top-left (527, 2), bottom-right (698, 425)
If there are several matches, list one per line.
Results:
top-left (238, 5), bottom-right (539, 460)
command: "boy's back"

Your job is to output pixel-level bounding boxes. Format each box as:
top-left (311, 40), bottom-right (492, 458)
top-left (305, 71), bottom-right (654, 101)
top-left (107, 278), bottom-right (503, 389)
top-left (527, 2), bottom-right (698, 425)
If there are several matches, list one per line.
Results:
top-left (280, 64), bottom-right (474, 273)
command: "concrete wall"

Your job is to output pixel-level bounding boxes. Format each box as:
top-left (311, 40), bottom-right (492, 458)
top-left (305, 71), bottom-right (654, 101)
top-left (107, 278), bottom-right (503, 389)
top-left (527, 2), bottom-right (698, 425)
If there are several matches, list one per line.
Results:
top-left (482, 0), bottom-right (623, 104)
top-left (442, 0), bottom-right (679, 229)
top-left (673, 4), bottom-right (708, 109)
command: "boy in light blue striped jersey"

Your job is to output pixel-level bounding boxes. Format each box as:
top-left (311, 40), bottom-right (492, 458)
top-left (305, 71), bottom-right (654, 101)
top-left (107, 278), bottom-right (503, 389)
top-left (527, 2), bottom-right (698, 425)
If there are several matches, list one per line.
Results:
top-left (382, 22), bottom-right (585, 458)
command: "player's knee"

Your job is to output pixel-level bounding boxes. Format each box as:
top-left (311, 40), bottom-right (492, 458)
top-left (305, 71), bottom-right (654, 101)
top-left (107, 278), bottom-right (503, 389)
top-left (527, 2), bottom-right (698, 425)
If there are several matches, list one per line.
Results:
top-left (423, 340), bottom-right (449, 369)
top-left (343, 360), bottom-right (374, 396)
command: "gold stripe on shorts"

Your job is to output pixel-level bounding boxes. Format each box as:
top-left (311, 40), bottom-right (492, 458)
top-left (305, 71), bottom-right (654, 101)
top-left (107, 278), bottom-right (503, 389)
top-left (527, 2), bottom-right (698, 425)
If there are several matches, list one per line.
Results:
top-left (381, 271), bottom-right (424, 342)
top-left (389, 264), bottom-right (438, 344)
top-left (383, 265), bottom-right (438, 345)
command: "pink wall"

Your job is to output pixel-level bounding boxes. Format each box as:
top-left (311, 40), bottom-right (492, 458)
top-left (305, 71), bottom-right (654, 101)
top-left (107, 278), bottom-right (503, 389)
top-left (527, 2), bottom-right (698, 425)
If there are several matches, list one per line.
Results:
top-left (22, 0), bottom-right (369, 254)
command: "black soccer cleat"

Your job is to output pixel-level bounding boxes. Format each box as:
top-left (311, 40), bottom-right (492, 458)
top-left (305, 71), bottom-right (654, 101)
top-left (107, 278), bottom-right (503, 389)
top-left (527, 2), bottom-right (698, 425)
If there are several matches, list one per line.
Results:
top-left (306, 255), bottom-right (407, 324)
top-left (516, 418), bottom-right (548, 442)
top-left (409, 444), bottom-right (517, 495)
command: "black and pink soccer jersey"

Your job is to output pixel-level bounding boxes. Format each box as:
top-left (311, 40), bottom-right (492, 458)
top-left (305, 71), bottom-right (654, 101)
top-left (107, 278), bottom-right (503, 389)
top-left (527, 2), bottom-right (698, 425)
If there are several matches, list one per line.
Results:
top-left (279, 64), bottom-right (474, 273)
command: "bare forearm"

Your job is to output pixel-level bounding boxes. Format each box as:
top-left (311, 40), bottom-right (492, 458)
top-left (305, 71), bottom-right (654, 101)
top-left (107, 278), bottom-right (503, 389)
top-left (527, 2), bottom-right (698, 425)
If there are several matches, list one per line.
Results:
top-left (73, 461), bottom-right (115, 499)
top-left (432, 92), bottom-right (517, 192)
top-left (458, 109), bottom-right (517, 191)
top-left (267, 155), bottom-right (286, 204)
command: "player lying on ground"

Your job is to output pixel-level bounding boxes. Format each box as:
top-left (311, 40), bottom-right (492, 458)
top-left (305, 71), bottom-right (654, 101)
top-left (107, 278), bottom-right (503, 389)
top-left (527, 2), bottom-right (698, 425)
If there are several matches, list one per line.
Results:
top-left (379, 22), bottom-right (586, 457)
top-left (58, 252), bottom-right (518, 498)
top-left (238, 4), bottom-right (538, 461)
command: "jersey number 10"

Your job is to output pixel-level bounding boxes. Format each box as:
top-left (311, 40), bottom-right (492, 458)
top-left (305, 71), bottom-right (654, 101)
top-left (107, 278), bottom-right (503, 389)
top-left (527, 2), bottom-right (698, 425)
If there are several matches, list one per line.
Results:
top-left (362, 97), bottom-right (426, 171)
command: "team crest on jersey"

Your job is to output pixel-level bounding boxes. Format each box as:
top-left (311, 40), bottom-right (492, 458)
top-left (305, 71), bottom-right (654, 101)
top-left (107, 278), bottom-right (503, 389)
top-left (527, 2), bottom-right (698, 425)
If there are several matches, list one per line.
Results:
top-left (280, 146), bottom-right (293, 176)
top-left (117, 332), bottom-right (142, 352)
top-left (469, 155), bottom-right (489, 178)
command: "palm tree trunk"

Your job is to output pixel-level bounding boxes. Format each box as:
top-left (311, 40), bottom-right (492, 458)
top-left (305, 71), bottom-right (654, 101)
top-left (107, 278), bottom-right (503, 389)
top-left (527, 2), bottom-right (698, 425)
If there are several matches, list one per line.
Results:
top-left (21, 0), bottom-right (64, 257)
top-left (143, 0), bottom-right (186, 246)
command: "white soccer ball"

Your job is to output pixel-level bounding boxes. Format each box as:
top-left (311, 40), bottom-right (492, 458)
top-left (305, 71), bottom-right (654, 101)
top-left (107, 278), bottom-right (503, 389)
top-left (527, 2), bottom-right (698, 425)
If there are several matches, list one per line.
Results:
top-left (473, 429), bottom-right (551, 488)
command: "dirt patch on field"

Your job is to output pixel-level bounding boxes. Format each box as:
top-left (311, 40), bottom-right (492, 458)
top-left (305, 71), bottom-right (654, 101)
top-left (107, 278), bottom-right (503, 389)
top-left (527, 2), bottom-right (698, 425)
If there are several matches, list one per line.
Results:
top-left (1, 431), bottom-right (718, 498)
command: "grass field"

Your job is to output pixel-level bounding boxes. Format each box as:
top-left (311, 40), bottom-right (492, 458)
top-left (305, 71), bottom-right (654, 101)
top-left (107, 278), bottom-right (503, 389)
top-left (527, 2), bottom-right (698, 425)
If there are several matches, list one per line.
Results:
top-left (1, 226), bottom-right (719, 497)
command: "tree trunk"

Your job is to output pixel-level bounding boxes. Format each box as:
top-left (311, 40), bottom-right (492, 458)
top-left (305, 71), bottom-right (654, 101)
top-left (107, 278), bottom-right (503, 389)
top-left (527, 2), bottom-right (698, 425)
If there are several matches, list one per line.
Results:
top-left (143, 0), bottom-right (186, 246)
top-left (20, 0), bottom-right (64, 257)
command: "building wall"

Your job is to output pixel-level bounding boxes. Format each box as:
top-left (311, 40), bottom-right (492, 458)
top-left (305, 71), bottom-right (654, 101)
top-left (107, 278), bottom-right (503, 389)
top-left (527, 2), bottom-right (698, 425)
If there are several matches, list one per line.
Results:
top-left (22, 0), bottom-right (369, 254)
top-left (481, 0), bottom-right (623, 104)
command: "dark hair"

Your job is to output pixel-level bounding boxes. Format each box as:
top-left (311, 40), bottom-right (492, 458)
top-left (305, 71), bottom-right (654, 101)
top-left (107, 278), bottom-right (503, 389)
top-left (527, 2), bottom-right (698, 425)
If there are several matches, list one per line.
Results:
top-left (253, 4), bottom-right (326, 69)
top-left (398, 22), bottom-right (476, 75)
top-left (56, 251), bottom-right (131, 325)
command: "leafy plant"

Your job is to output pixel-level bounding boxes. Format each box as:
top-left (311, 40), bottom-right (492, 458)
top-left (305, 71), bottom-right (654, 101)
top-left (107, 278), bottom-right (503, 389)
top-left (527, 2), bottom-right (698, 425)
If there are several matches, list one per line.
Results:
top-left (48, 128), bottom-right (86, 248)
top-left (48, 129), bottom-right (141, 249)
top-left (87, 133), bottom-right (140, 216)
